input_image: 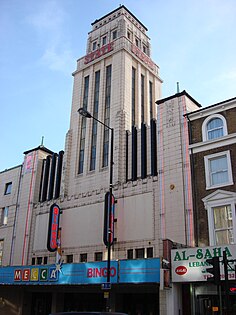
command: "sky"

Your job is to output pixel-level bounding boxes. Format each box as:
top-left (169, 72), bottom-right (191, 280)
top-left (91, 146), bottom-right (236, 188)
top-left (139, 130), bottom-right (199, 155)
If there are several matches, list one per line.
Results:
top-left (0, 0), bottom-right (236, 171)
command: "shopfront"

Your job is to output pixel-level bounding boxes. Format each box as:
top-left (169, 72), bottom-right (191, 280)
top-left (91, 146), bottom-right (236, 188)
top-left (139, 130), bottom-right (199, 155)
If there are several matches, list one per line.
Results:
top-left (171, 245), bottom-right (236, 315)
top-left (0, 258), bottom-right (160, 315)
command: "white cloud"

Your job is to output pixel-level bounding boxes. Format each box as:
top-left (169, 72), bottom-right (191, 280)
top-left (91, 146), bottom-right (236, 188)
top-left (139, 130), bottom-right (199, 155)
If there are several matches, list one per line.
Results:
top-left (40, 47), bottom-right (74, 74)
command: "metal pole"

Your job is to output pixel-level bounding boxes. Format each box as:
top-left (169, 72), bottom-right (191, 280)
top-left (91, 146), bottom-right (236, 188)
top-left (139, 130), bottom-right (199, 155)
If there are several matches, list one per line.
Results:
top-left (78, 108), bottom-right (114, 312)
top-left (223, 250), bottom-right (229, 315)
top-left (106, 128), bottom-right (114, 312)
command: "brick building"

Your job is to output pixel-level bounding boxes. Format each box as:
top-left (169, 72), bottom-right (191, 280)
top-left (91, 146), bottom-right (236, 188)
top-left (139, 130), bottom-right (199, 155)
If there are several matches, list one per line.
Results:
top-left (171, 97), bottom-right (236, 314)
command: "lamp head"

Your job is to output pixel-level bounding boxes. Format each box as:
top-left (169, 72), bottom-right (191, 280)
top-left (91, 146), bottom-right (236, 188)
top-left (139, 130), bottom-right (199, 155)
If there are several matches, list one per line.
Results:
top-left (78, 108), bottom-right (92, 118)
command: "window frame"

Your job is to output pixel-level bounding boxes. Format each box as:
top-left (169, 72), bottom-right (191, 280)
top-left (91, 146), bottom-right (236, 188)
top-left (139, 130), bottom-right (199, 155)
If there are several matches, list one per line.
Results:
top-left (80, 253), bottom-right (87, 262)
top-left (0, 207), bottom-right (8, 226)
top-left (66, 254), bottom-right (73, 263)
top-left (212, 205), bottom-right (233, 245)
top-left (202, 114), bottom-right (227, 141)
top-left (135, 248), bottom-right (145, 259)
top-left (102, 35), bottom-right (107, 46)
top-left (92, 41), bottom-right (97, 51)
top-left (203, 191), bottom-right (236, 246)
top-left (112, 30), bottom-right (117, 40)
top-left (204, 150), bottom-right (233, 190)
top-left (94, 252), bottom-right (103, 261)
top-left (0, 239), bottom-right (3, 266)
top-left (4, 182), bottom-right (12, 195)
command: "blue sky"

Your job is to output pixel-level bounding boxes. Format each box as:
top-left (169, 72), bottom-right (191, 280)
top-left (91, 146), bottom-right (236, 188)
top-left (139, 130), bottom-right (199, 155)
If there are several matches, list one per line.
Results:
top-left (0, 0), bottom-right (236, 171)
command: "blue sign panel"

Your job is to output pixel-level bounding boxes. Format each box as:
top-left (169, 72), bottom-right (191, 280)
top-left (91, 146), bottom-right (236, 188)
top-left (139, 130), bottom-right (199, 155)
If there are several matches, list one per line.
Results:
top-left (119, 258), bottom-right (160, 283)
top-left (0, 258), bottom-right (160, 285)
top-left (0, 261), bottom-right (118, 285)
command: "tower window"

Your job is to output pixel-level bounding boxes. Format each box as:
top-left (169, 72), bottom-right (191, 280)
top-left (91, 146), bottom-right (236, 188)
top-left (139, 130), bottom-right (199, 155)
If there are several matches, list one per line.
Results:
top-left (112, 30), bottom-right (117, 40)
top-left (102, 36), bottom-right (107, 46)
top-left (149, 81), bottom-right (153, 120)
top-left (132, 67), bottom-right (136, 126)
top-left (90, 71), bottom-right (100, 171)
top-left (141, 74), bottom-right (145, 123)
top-left (103, 65), bottom-right (112, 167)
top-left (92, 41), bottom-right (97, 51)
top-left (78, 76), bottom-right (89, 174)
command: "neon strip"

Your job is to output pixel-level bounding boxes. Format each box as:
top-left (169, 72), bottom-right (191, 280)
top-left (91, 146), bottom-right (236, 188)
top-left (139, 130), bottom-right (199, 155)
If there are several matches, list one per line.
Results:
top-left (21, 151), bottom-right (37, 265)
top-left (181, 96), bottom-right (194, 246)
top-left (157, 105), bottom-right (166, 239)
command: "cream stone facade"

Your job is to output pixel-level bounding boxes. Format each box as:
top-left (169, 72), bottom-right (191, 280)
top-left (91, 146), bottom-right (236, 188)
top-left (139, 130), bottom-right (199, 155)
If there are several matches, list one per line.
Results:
top-left (0, 5), bottom-right (201, 315)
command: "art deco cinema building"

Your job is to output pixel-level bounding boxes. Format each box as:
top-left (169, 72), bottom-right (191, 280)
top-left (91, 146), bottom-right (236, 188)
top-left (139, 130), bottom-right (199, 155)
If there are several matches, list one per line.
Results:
top-left (0, 5), bottom-right (201, 315)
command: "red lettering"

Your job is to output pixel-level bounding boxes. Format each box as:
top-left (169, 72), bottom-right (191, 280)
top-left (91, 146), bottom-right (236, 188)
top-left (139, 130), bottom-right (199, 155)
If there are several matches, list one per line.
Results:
top-left (86, 267), bottom-right (116, 278)
top-left (95, 268), bottom-right (102, 277)
top-left (95, 50), bottom-right (101, 58)
top-left (53, 207), bottom-right (59, 215)
top-left (110, 267), bottom-right (116, 277)
top-left (14, 269), bottom-right (22, 281)
top-left (87, 268), bottom-right (93, 278)
top-left (131, 44), bottom-right (155, 70)
top-left (84, 43), bottom-right (114, 64)
top-left (22, 269), bottom-right (30, 281)
top-left (52, 223), bottom-right (58, 231)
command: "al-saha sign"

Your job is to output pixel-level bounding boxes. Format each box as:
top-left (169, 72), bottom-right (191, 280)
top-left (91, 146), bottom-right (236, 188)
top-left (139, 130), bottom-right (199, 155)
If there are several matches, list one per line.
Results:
top-left (171, 244), bottom-right (236, 282)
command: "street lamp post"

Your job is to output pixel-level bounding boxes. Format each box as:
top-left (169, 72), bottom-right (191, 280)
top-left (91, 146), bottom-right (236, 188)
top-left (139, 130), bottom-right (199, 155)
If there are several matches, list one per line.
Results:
top-left (78, 107), bottom-right (114, 311)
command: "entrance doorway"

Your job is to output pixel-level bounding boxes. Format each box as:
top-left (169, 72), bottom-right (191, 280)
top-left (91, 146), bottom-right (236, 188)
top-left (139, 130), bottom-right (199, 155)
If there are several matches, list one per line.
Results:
top-left (31, 292), bottom-right (52, 315)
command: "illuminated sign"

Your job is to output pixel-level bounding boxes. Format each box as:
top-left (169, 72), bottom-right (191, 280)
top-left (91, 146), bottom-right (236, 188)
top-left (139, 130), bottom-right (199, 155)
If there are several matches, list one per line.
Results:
top-left (171, 244), bottom-right (236, 282)
top-left (87, 266), bottom-right (117, 278)
top-left (47, 204), bottom-right (61, 252)
top-left (131, 44), bottom-right (155, 71)
top-left (0, 258), bottom-right (160, 285)
top-left (84, 42), bottom-right (114, 64)
top-left (14, 266), bottom-right (58, 282)
top-left (103, 192), bottom-right (115, 246)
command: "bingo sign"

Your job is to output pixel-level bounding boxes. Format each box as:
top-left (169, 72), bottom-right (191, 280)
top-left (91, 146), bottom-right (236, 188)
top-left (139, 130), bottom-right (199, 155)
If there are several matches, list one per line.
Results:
top-left (47, 204), bottom-right (61, 252)
top-left (171, 244), bottom-right (236, 282)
